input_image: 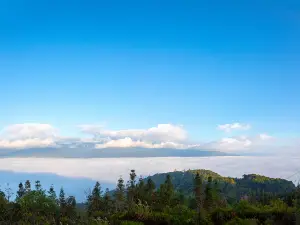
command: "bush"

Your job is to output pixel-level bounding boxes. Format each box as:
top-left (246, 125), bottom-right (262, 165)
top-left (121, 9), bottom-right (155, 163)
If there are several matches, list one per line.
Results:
top-left (121, 221), bottom-right (144, 225)
top-left (164, 205), bottom-right (196, 225)
top-left (211, 208), bottom-right (234, 225)
top-left (225, 218), bottom-right (259, 225)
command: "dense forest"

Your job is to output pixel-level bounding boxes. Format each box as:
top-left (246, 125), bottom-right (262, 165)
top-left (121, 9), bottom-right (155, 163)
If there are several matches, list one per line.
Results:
top-left (0, 169), bottom-right (299, 224)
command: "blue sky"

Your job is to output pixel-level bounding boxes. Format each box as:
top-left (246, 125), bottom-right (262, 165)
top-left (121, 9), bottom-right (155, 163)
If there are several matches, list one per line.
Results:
top-left (0, 0), bottom-right (300, 150)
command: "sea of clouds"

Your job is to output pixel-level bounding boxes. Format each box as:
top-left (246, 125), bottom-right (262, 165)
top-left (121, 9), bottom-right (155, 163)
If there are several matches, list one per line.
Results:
top-left (0, 156), bottom-right (299, 184)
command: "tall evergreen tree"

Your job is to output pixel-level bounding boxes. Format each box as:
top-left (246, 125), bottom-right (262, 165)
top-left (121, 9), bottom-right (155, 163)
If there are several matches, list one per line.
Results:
top-left (35, 180), bottom-right (42, 191)
top-left (87, 181), bottom-right (103, 214)
top-left (145, 178), bottom-right (156, 207)
top-left (146, 178), bottom-right (156, 193)
top-left (127, 169), bottom-right (137, 205)
top-left (145, 178), bottom-right (156, 201)
top-left (114, 177), bottom-right (126, 211)
top-left (16, 182), bottom-right (25, 199)
top-left (159, 174), bottom-right (174, 207)
top-left (294, 184), bottom-right (300, 209)
top-left (25, 180), bottom-right (31, 193)
top-left (48, 184), bottom-right (57, 201)
top-left (194, 172), bottom-right (204, 225)
top-left (59, 187), bottom-right (66, 208)
top-left (136, 176), bottom-right (146, 203)
top-left (103, 188), bottom-right (112, 212)
top-left (204, 176), bottom-right (214, 212)
top-left (66, 196), bottom-right (77, 220)
top-left (213, 180), bottom-right (224, 207)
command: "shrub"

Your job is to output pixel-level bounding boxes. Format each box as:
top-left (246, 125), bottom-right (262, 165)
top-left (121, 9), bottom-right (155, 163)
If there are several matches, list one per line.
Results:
top-left (225, 218), bottom-right (259, 225)
top-left (120, 221), bottom-right (144, 225)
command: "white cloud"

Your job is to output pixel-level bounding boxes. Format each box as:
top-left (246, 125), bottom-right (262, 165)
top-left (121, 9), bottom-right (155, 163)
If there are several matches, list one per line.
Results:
top-left (0, 124), bottom-right (57, 149)
top-left (205, 136), bottom-right (252, 152)
top-left (259, 133), bottom-right (273, 140)
top-left (80, 124), bottom-right (187, 143)
top-left (219, 137), bottom-right (252, 150)
top-left (1, 123), bottom-right (57, 139)
top-left (217, 123), bottom-right (251, 132)
top-left (0, 139), bottom-right (55, 149)
top-left (204, 134), bottom-right (275, 153)
top-left (95, 137), bottom-right (187, 149)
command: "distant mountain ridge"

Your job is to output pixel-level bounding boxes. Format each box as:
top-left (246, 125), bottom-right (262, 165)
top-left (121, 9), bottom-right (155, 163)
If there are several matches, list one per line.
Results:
top-left (0, 147), bottom-right (234, 158)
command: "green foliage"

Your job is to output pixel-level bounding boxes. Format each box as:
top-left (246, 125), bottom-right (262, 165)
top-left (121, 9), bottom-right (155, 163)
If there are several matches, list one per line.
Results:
top-left (121, 221), bottom-right (144, 225)
top-left (16, 189), bottom-right (59, 223)
top-left (47, 184), bottom-right (57, 201)
top-left (59, 187), bottom-right (66, 207)
top-left (87, 181), bottom-right (105, 215)
top-left (115, 177), bottom-right (126, 212)
top-left (225, 218), bottom-right (259, 225)
top-left (157, 174), bottom-right (174, 208)
top-left (0, 169), bottom-right (297, 224)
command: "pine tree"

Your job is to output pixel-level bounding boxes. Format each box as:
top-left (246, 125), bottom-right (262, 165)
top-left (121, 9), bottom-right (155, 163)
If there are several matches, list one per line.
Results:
top-left (204, 176), bottom-right (213, 212)
top-left (213, 180), bottom-right (224, 207)
top-left (66, 196), bottom-right (77, 219)
top-left (136, 176), bottom-right (146, 203)
top-left (87, 181), bottom-right (103, 214)
top-left (35, 180), bottom-right (42, 191)
top-left (146, 178), bottom-right (156, 193)
top-left (127, 169), bottom-right (137, 205)
top-left (103, 188), bottom-right (112, 212)
top-left (48, 184), bottom-right (57, 201)
top-left (145, 177), bottom-right (156, 204)
top-left (294, 184), bottom-right (300, 209)
top-left (194, 172), bottom-right (204, 225)
top-left (16, 182), bottom-right (25, 199)
top-left (114, 177), bottom-right (126, 211)
top-left (25, 180), bottom-right (31, 193)
top-left (159, 174), bottom-right (174, 207)
top-left (59, 187), bottom-right (66, 208)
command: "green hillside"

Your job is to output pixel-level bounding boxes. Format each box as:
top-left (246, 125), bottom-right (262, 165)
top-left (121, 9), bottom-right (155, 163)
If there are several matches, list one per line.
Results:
top-left (146, 169), bottom-right (295, 203)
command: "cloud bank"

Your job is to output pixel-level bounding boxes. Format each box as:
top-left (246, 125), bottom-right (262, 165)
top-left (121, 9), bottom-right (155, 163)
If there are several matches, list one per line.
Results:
top-left (0, 122), bottom-right (289, 155)
top-left (0, 157), bottom-right (299, 184)
top-left (0, 124), bottom-right (57, 149)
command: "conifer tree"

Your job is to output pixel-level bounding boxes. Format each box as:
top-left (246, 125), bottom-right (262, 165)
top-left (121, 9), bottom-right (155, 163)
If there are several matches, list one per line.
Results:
top-left (59, 187), bottom-right (66, 208)
top-left (146, 178), bottom-right (156, 193)
top-left (294, 184), bottom-right (300, 209)
top-left (25, 180), bottom-right (31, 193)
top-left (204, 176), bottom-right (213, 212)
top-left (213, 180), bottom-right (224, 207)
top-left (66, 196), bottom-right (77, 219)
top-left (194, 172), bottom-right (204, 225)
top-left (145, 178), bottom-right (156, 207)
top-left (127, 169), bottom-right (137, 205)
top-left (136, 176), bottom-right (146, 203)
top-left (159, 174), bottom-right (174, 207)
top-left (48, 184), bottom-right (57, 201)
top-left (114, 177), bottom-right (126, 211)
top-left (103, 188), bottom-right (112, 212)
top-left (16, 182), bottom-right (25, 199)
top-left (35, 180), bottom-right (42, 191)
top-left (87, 181), bottom-right (103, 214)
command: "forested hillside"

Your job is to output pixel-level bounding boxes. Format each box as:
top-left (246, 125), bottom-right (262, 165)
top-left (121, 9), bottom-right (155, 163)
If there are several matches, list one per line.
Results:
top-left (0, 169), bottom-right (299, 224)
top-left (147, 169), bottom-right (295, 204)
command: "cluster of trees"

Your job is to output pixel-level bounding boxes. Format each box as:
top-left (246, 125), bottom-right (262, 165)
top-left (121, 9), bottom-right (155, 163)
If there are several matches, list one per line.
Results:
top-left (0, 169), bottom-right (299, 224)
